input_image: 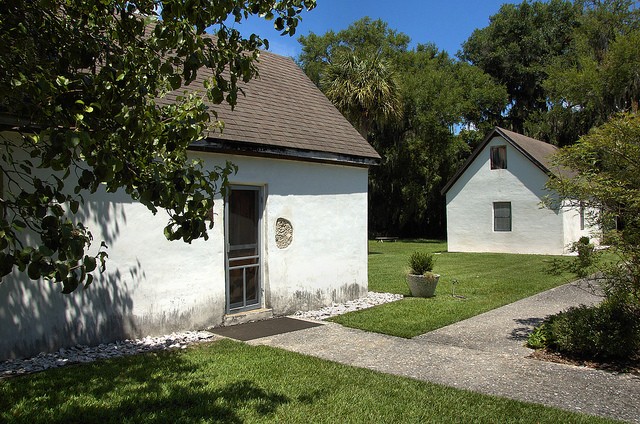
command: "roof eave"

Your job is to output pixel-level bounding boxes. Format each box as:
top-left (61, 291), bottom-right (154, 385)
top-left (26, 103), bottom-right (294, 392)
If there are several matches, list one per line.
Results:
top-left (441, 127), bottom-right (554, 195)
top-left (441, 128), bottom-right (499, 195)
top-left (189, 138), bottom-right (380, 168)
top-left (493, 127), bottom-right (551, 175)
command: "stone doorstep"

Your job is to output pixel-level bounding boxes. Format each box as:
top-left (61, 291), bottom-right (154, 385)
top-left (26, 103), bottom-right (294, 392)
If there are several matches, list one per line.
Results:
top-left (221, 308), bottom-right (274, 326)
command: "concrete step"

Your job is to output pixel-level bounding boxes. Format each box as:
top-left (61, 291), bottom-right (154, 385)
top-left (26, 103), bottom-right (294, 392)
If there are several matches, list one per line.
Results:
top-left (222, 308), bottom-right (273, 326)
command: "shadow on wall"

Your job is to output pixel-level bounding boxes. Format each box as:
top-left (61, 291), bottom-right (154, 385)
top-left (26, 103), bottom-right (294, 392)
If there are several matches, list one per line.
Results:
top-left (0, 193), bottom-right (142, 360)
top-left (0, 266), bottom-right (140, 360)
top-left (74, 188), bottom-right (134, 247)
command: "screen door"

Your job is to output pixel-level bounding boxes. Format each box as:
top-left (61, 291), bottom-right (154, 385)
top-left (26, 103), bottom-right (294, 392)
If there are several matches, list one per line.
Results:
top-left (225, 186), bottom-right (261, 312)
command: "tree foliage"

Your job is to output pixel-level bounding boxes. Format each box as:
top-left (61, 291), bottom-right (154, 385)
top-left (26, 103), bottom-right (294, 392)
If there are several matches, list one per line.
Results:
top-left (535, 113), bottom-right (640, 360)
top-left (297, 17), bottom-right (410, 86)
top-left (537, 0), bottom-right (640, 145)
top-left (546, 113), bottom-right (640, 303)
top-left (462, 0), bottom-right (640, 145)
top-left (298, 19), bottom-right (507, 237)
top-left (321, 53), bottom-right (403, 139)
top-left (0, 0), bottom-right (315, 293)
top-left (460, 0), bottom-right (580, 133)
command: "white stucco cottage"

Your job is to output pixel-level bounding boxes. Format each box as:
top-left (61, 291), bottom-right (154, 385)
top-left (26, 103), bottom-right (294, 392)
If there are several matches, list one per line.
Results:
top-left (0, 50), bottom-right (380, 359)
top-left (442, 127), bottom-right (594, 255)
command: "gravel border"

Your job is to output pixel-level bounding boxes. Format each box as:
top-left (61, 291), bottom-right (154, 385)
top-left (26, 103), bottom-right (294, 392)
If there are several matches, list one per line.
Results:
top-left (290, 291), bottom-right (403, 320)
top-left (1, 291), bottom-right (402, 378)
top-left (0, 331), bottom-right (216, 378)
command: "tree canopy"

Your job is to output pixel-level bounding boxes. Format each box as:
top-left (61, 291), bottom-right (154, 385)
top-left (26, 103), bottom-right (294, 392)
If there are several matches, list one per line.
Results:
top-left (297, 17), bottom-right (410, 86)
top-left (537, 0), bottom-right (640, 145)
top-left (542, 113), bottom-right (640, 357)
top-left (321, 53), bottom-right (403, 139)
top-left (298, 19), bottom-right (507, 237)
top-left (461, 0), bottom-right (640, 145)
top-left (298, 2), bottom-right (639, 238)
top-left (460, 0), bottom-right (581, 134)
top-left (0, 0), bottom-right (315, 293)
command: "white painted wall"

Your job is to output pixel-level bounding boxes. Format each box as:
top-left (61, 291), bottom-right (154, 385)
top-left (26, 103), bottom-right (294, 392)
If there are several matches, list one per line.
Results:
top-left (562, 203), bottom-right (600, 248)
top-left (0, 145), bottom-right (369, 359)
top-left (203, 153), bottom-right (370, 314)
top-left (446, 136), bottom-right (567, 255)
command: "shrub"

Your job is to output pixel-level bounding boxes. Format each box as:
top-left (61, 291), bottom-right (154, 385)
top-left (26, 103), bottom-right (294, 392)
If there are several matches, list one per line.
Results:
top-left (568, 237), bottom-right (599, 278)
top-left (528, 299), bottom-right (640, 360)
top-left (527, 324), bottom-right (551, 350)
top-left (547, 237), bottom-right (600, 278)
top-left (408, 251), bottom-right (435, 275)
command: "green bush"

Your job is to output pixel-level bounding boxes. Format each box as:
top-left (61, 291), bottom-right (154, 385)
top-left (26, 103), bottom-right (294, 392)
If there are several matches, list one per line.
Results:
top-left (527, 324), bottom-right (551, 350)
top-left (528, 300), bottom-right (640, 360)
top-left (569, 237), bottom-right (598, 278)
top-left (408, 251), bottom-right (435, 275)
top-left (546, 237), bottom-right (600, 278)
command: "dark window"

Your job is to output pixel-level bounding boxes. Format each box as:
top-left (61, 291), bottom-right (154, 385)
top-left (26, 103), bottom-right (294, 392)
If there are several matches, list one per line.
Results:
top-left (491, 146), bottom-right (507, 169)
top-left (494, 202), bottom-right (512, 232)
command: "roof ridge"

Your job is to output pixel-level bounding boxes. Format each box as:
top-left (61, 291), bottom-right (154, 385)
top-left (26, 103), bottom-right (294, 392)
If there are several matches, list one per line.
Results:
top-left (442, 127), bottom-right (566, 195)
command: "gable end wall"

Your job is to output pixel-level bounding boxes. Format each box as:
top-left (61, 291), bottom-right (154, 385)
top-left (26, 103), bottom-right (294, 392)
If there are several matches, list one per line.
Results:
top-left (445, 136), bottom-right (566, 254)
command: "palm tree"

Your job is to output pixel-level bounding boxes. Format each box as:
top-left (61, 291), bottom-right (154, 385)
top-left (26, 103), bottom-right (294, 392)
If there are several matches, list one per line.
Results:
top-left (321, 53), bottom-right (403, 139)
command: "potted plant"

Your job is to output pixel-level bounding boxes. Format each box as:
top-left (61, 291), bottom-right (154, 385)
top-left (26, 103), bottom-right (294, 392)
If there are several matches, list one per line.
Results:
top-left (406, 251), bottom-right (439, 297)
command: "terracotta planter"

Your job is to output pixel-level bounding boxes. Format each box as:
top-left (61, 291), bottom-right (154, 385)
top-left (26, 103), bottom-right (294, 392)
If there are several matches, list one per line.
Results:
top-left (406, 273), bottom-right (439, 297)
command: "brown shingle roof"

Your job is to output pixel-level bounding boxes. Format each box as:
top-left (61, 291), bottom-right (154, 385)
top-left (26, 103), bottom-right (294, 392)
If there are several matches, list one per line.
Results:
top-left (162, 48), bottom-right (380, 165)
top-left (441, 127), bottom-right (569, 194)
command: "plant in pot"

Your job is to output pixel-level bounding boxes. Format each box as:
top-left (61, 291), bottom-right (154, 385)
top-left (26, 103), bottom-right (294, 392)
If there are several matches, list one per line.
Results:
top-left (406, 251), bottom-right (439, 297)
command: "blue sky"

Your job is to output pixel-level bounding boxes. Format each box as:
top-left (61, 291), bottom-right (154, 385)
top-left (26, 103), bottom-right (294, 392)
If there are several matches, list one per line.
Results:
top-left (226, 0), bottom-right (521, 58)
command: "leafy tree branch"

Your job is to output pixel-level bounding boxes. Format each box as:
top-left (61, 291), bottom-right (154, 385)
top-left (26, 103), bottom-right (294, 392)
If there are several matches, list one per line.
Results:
top-left (0, 0), bottom-right (316, 293)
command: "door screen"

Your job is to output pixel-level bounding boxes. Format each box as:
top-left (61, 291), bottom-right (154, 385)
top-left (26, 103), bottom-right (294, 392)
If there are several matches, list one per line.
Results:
top-left (226, 187), bottom-right (261, 312)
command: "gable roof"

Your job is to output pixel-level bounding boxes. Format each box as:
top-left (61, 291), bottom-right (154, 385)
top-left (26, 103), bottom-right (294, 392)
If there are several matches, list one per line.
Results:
top-left (441, 127), bottom-right (567, 194)
top-left (162, 49), bottom-right (380, 167)
top-left (2, 23), bottom-right (378, 167)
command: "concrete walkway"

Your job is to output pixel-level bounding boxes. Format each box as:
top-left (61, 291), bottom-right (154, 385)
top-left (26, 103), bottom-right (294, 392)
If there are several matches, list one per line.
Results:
top-left (248, 280), bottom-right (640, 423)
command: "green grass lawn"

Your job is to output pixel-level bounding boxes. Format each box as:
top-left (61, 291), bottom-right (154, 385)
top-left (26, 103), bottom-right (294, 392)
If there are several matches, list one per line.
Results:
top-left (330, 240), bottom-right (575, 338)
top-left (0, 339), bottom-right (618, 424)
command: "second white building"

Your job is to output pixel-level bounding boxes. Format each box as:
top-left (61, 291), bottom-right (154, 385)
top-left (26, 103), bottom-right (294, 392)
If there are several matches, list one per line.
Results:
top-left (442, 127), bottom-right (595, 255)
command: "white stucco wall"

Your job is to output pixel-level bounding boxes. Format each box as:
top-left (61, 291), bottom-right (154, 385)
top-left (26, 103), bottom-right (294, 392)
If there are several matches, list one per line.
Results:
top-left (446, 136), bottom-right (567, 255)
top-left (202, 153), bottom-right (370, 314)
top-left (0, 144), bottom-right (369, 359)
top-left (562, 203), bottom-right (600, 248)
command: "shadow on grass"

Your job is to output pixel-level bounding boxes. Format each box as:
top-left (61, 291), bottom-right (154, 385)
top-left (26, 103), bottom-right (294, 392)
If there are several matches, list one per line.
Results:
top-left (0, 349), bottom-right (293, 423)
top-left (399, 239), bottom-right (446, 244)
top-left (368, 238), bottom-right (446, 244)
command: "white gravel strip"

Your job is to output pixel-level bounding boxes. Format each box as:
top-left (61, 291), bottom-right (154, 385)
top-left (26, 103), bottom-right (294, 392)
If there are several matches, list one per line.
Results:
top-left (1, 291), bottom-right (403, 378)
top-left (291, 291), bottom-right (404, 320)
top-left (0, 331), bottom-right (216, 378)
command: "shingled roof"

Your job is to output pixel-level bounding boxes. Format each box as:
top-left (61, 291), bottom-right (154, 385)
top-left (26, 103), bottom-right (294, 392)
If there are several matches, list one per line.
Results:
top-left (441, 127), bottom-right (569, 194)
top-left (165, 49), bottom-right (380, 166)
